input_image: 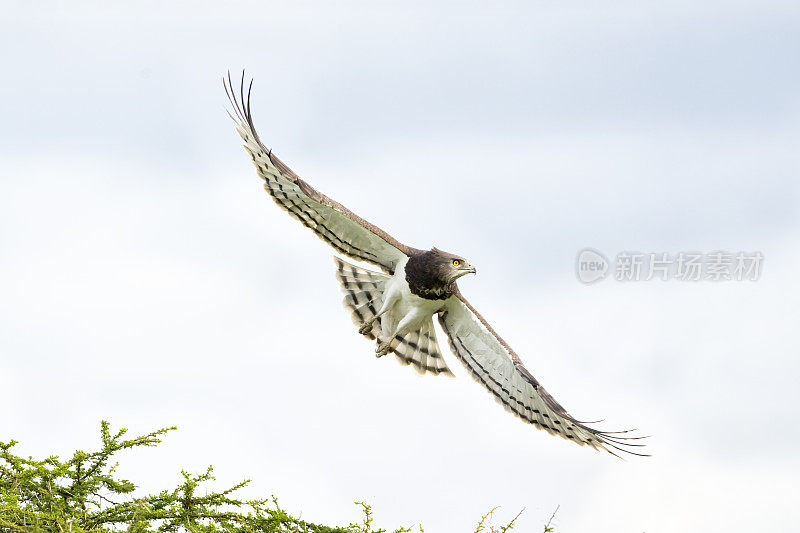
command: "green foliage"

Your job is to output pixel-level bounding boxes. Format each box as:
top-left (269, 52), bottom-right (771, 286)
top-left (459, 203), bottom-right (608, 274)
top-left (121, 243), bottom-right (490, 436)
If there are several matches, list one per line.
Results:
top-left (471, 507), bottom-right (522, 533)
top-left (0, 423), bottom-right (553, 532)
top-left (0, 422), bottom-right (394, 533)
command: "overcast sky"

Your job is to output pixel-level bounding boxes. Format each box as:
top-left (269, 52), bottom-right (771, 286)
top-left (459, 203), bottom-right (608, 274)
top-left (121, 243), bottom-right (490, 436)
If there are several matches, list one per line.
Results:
top-left (2, 2), bottom-right (799, 531)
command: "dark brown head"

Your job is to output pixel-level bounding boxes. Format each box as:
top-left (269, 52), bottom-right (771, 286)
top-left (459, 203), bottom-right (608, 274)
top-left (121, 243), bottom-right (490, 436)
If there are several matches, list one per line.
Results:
top-left (405, 247), bottom-right (476, 300)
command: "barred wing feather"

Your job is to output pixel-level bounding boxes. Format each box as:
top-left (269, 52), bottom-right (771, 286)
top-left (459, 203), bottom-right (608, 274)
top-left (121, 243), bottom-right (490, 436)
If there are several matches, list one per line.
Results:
top-left (225, 74), bottom-right (414, 274)
top-left (438, 290), bottom-right (647, 456)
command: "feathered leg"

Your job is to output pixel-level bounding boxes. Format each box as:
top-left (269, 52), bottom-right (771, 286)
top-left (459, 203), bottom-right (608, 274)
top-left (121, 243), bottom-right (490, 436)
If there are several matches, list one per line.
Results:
top-left (360, 285), bottom-right (402, 335)
top-left (376, 307), bottom-right (427, 357)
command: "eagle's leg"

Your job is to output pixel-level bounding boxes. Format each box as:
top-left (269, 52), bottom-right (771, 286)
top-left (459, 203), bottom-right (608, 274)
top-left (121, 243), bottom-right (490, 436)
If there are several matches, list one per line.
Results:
top-left (376, 308), bottom-right (426, 358)
top-left (358, 309), bottom-right (386, 335)
top-left (363, 286), bottom-right (400, 338)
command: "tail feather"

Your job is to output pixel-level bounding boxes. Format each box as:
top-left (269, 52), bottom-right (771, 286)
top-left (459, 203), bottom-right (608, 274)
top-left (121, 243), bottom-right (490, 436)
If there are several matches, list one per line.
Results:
top-left (392, 321), bottom-right (453, 377)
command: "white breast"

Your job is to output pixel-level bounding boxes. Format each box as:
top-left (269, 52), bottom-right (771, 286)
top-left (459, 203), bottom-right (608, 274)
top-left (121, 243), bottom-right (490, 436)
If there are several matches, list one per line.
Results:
top-left (379, 257), bottom-right (449, 338)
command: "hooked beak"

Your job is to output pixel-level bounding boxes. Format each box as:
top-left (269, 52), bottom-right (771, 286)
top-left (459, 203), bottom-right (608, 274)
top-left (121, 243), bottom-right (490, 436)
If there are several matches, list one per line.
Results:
top-left (453, 265), bottom-right (477, 280)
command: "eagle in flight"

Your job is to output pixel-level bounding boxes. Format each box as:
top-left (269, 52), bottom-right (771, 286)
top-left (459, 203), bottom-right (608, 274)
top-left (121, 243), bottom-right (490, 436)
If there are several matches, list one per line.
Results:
top-left (225, 73), bottom-right (646, 457)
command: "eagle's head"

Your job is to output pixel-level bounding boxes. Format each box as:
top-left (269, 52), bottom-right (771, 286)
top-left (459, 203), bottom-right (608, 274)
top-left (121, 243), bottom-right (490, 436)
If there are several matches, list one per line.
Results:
top-left (405, 248), bottom-right (476, 300)
top-left (428, 247), bottom-right (477, 283)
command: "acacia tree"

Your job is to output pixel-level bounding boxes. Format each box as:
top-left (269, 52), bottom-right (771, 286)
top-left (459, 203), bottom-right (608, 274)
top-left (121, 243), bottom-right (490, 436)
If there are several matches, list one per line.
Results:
top-left (0, 422), bottom-right (532, 533)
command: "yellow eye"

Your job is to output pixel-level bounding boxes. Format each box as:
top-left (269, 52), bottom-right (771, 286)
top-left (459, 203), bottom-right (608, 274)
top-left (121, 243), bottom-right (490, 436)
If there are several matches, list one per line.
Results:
top-left (453, 260), bottom-right (460, 266)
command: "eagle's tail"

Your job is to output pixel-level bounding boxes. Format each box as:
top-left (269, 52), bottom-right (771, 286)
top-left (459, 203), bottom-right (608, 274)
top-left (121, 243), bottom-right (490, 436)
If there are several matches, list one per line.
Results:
top-left (333, 257), bottom-right (453, 377)
top-left (388, 318), bottom-right (453, 377)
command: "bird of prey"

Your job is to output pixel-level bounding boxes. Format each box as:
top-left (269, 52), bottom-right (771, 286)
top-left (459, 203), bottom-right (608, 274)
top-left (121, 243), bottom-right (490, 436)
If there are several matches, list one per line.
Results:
top-left (225, 73), bottom-right (646, 457)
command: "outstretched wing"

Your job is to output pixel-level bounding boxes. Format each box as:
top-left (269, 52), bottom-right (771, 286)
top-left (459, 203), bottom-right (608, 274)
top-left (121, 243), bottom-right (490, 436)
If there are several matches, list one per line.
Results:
top-left (225, 73), bottom-right (417, 274)
top-left (438, 288), bottom-right (647, 457)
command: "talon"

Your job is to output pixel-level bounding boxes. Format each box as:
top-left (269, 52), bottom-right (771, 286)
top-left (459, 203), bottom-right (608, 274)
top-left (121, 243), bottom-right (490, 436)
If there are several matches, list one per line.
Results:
top-left (375, 341), bottom-right (391, 357)
top-left (359, 323), bottom-right (371, 335)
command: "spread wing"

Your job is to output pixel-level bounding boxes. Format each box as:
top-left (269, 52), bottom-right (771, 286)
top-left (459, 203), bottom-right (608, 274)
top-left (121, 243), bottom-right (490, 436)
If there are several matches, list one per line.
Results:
top-left (438, 288), bottom-right (647, 457)
top-left (225, 73), bottom-right (417, 274)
